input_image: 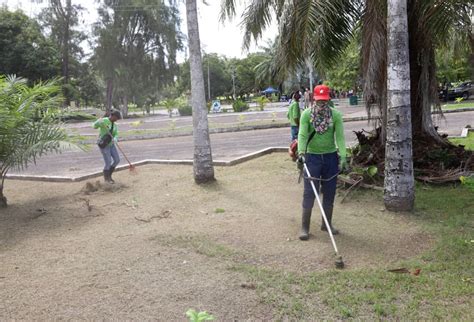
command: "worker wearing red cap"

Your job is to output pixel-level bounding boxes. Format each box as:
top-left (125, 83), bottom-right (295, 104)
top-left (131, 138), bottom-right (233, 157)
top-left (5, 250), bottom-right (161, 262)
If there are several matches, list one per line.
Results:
top-left (296, 83), bottom-right (347, 240)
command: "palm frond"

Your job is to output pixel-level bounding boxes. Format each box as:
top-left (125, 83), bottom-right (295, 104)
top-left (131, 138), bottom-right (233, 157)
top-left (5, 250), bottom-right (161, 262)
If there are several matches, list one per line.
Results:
top-left (0, 76), bottom-right (81, 173)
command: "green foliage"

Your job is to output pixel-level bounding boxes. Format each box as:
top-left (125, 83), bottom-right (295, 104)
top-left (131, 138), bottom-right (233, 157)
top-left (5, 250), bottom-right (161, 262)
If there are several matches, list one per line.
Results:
top-left (459, 175), bottom-right (474, 191)
top-left (161, 98), bottom-right (180, 117)
top-left (234, 53), bottom-right (268, 96)
top-left (436, 44), bottom-right (470, 83)
top-left (186, 309), bottom-right (214, 322)
top-left (255, 96), bottom-right (270, 111)
top-left (326, 38), bottom-right (360, 90)
top-left (232, 100), bottom-right (249, 112)
top-left (177, 53), bottom-right (267, 99)
top-left (178, 105), bottom-right (193, 116)
top-left (214, 208), bottom-right (225, 214)
top-left (57, 111), bottom-right (96, 123)
top-left (94, 0), bottom-right (184, 114)
top-left (0, 76), bottom-right (79, 206)
top-left (0, 9), bottom-right (59, 83)
top-left (449, 132), bottom-right (474, 151)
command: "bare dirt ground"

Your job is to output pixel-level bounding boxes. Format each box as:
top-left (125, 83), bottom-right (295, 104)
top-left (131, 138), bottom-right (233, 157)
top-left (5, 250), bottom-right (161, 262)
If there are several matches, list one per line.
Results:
top-left (0, 154), bottom-right (433, 320)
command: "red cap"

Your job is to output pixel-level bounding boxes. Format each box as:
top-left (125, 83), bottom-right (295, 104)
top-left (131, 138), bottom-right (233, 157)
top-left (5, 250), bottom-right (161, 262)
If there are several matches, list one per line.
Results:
top-left (313, 85), bottom-right (330, 101)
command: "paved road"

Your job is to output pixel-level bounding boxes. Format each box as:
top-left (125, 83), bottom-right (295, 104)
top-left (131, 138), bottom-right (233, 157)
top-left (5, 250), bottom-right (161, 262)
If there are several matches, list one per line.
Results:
top-left (11, 112), bottom-right (473, 178)
top-left (67, 101), bottom-right (369, 137)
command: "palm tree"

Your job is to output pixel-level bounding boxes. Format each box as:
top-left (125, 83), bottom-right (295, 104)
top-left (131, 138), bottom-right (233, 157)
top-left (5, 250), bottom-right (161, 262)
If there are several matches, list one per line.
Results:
top-left (0, 76), bottom-right (78, 207)
top-left (186, 0), bottom-right (215, 183)
top-left (221, 0), bottom-right (472, 211)
top-left (384, 0), bottom-right (414, 211)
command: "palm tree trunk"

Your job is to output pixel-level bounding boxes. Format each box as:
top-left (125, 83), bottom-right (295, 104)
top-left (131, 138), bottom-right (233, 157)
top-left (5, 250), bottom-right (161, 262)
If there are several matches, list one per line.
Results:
top-left (384, 0), bottom-right (415, 212)
top-left (106, 78), bottom-right (113, 115)
top-left (186, 0), bottom-right (215, 184)
top-left (0, 173), bottom-right (7, 208)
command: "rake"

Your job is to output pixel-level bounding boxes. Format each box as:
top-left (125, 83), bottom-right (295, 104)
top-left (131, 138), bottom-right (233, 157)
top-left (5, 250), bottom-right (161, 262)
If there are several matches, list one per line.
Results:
top-left (115, 141), bottom-right (137, 174)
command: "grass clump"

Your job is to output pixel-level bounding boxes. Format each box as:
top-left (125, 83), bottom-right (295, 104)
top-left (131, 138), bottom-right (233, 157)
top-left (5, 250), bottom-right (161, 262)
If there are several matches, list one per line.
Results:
top-left (230, 186), bottom-right (474, 320)
top-left (450, 132), bottom-right (474, 150)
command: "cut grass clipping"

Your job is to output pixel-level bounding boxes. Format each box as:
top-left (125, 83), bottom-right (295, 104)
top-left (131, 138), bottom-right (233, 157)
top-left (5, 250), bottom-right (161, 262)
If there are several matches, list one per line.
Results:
top-left (228, 186), bottom-right (473, 320)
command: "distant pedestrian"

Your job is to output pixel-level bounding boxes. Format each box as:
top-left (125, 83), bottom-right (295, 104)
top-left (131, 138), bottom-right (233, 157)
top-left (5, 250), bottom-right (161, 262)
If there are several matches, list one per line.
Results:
top-left (94, 110), bottom-right (122, 183)
top-left (299, 88), bottom-right (305, 110)
top-left (287, 92), bottom-right (301, 141)
top-left (304, 87), bottom-right (311, 108)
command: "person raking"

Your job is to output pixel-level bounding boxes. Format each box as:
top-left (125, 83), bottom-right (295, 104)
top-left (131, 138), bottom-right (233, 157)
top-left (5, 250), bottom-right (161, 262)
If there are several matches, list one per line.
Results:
top-left (94, 110), bottom-right (122, 184)
top-left (287, 92), bottom-right (301, 141)
top-left (296, 84), bottom-right (348, 240)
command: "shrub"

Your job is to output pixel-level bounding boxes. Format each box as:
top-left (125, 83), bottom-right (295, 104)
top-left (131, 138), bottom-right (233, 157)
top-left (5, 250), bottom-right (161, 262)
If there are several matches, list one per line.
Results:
top-left (232, 100), bottom-right (249, 113)
top-left (178, 105), bottom-right (193, 116)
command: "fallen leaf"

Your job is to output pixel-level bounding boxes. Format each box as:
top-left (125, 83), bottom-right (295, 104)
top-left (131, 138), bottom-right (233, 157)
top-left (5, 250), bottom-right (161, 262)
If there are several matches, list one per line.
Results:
top-left (240, 283), bottom-right (256, 290)
top-left (412, 268), bottom-right (421, 276)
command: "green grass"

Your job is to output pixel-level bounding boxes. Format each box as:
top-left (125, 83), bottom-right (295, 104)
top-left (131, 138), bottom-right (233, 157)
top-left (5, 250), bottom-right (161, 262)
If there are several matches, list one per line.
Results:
top-left (151, 234), bottom-right (239, 259)
top-left (441, 102), bottom-right (474, 110)
top-left (229, 186), bottom-right (473, 319)
top-left (450, 132), bottom-right (474, 150)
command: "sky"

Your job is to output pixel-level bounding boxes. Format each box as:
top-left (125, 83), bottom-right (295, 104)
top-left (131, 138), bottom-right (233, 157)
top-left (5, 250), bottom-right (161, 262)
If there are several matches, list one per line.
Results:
top-left (1, 0), bottom-right (278, 59)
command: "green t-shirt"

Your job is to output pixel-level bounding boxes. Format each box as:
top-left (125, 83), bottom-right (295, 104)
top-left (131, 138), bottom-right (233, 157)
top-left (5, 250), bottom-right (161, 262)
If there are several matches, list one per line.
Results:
top-left (287, 101), bottom-right (300, 126)
top-left (297, 107), bottom-right (346, 159)
top-left (93, 117), bottom-right (118, 146)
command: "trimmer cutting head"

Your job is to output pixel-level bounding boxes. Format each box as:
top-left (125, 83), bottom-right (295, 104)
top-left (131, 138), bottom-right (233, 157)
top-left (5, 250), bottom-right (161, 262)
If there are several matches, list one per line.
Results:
top-left (335, 256), bottom-right (345, 269)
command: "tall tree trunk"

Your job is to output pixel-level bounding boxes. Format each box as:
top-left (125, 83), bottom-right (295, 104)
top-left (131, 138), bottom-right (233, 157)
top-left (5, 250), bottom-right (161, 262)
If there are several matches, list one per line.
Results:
top-left (62, 0), bottom-right (71, 107)
top-left (384, 0), bottom-right (415, 212)
top-left (185, 0), bottom-right (215, 184)
top-left (469, 33), bottom-right (474, 83)
top-left (0, 174), bottom-right (7, 208)
top-left (106, 78), bottom-right (113, 115)
top-left (407, 2), bottom-right (445, 144)
top-left (122, 95), bottom-right (129, 118)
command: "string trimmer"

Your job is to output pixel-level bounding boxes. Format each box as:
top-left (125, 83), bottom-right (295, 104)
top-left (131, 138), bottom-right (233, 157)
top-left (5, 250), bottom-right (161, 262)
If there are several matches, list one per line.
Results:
top-left (303, 163), bottom-right (344, 269)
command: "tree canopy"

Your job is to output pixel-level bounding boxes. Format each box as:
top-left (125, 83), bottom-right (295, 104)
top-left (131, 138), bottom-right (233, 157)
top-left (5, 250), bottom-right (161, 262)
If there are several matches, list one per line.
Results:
top-left (0, 9), bottom-right (59, 83)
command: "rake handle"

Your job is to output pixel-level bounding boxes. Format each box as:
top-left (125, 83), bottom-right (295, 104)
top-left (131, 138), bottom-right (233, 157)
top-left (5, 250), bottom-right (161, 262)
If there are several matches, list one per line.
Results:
top-left (115, 141), bottom-right (133, 167)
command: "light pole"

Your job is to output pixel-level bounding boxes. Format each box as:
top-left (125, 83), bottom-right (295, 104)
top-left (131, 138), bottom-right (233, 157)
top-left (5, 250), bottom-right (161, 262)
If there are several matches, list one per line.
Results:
top-left (207, 58), bottom-right (211, 101)
top-left (231, 67), bottom-right (236, 100)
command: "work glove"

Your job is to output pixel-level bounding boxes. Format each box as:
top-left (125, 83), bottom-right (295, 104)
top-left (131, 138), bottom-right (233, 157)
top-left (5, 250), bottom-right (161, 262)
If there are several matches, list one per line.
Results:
top-left (297, 154), bottom-right (305, 171)
top-left (339, 156), bottom-right (349, 173)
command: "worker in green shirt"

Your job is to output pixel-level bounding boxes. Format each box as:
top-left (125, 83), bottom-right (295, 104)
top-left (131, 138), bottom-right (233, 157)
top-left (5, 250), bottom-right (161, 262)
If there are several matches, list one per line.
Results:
top-left (93, 110), bottom-right (121, 183)
top-left (287, 92), bottom-right (301, 141)
top-left (296, 84), bottom-right (348, 240)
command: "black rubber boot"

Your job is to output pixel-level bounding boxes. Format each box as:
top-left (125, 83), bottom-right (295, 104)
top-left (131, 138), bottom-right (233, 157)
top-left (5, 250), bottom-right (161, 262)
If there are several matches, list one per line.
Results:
top-left (321, 206), bottom-right (339, 235)
top-left (103, 170), bottom-right (113, 184)
top-left (299, 208), bottom-right (312, 241)
top-left (109, 166), bottom-right (116, 184)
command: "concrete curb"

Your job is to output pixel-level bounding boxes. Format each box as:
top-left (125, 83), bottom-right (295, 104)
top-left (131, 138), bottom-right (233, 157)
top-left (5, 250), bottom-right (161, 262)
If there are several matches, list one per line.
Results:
top-left (6, 147), bottom-right (288, 183)
top-left (460, 127), bottom-right (473, 138)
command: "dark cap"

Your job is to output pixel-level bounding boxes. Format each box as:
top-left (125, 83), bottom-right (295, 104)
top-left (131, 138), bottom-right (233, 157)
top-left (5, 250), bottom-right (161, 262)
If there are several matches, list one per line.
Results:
top-left (110, 110), bottom-right (122, 119)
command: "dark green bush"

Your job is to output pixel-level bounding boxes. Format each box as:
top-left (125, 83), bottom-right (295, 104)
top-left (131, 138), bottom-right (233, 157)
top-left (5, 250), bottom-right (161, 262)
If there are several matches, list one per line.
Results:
top-left (57, 112), bottom-right (96, 123)
top-left (178, 105), bottom-right (193, 116)
top-left (232, 100), bottom-right (249, 112)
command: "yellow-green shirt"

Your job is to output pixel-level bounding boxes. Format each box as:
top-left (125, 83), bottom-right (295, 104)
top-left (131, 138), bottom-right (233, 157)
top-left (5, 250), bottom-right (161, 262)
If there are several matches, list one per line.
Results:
top-left (93, 117), bottom-right (118, 146)
top-left (297, 108), bottom-right (346, 159)
top-left (287, 101), bottom-right (300, 126)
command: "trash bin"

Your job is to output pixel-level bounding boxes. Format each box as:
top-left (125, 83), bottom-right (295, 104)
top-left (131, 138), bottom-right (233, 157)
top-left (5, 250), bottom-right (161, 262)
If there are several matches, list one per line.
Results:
top-left (349, 95), bottom-right (358, 106)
